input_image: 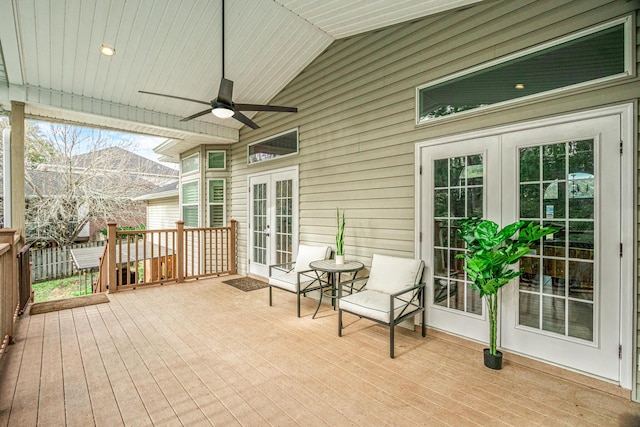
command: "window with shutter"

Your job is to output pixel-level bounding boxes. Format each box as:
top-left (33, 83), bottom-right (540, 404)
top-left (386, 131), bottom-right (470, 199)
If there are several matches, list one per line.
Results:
top-left (181, 181), bottom-right (199, 227)
top-left (208, 179), bottom-right (225, 227)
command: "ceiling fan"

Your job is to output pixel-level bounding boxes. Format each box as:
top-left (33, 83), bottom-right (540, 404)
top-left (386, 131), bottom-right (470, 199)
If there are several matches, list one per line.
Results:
top-left (139, 0), bottom-right (297, 129)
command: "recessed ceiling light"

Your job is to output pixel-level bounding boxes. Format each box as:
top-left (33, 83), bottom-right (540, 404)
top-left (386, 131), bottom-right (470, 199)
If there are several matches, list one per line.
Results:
top-left (515, 83), bottom-right (525, 89)
top-left (100, 45), bottom-right (115, 56)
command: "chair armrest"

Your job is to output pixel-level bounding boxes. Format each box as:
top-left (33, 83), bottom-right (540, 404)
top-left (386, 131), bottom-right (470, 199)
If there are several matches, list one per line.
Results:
top-left (389, 281), bottom-right (425, 298)
top-left (338, 276), bottom-right (369, 295)
top-left (269, 262), bottom-right (295, 276)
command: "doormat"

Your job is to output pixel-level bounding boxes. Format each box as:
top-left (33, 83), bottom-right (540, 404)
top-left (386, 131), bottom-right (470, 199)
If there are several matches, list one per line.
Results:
top-left (30, 293), bottom-right (110, 315)
top-left (222, 277), bottom-right (269, 292)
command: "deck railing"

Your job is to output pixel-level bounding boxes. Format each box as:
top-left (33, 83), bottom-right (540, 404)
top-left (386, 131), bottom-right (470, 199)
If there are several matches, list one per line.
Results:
top-left (100, 220), bottom-right (237, 293)
top-left (0, 229), bottom-right (23, 361)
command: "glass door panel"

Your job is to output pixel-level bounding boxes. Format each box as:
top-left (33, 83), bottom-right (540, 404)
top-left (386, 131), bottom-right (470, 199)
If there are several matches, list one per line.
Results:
top-left (433, 155), bottom-right (483, 315)
top-left (517, 140), bottom-right (595, 341)
top-left (501, 114), bottom-right (621, 382)
top-left (422, 136), bottom-right (500, 343)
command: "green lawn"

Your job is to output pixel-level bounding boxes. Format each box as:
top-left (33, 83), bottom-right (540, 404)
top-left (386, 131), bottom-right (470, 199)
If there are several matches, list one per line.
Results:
top-left (32, 275), bottom-right (93, 302)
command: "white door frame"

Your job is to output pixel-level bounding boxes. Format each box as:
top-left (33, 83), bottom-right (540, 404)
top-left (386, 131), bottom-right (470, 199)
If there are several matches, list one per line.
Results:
top-left (415, 103), bottom-right (634, 388)
top-left (247, 165), bottom-right (299, 277)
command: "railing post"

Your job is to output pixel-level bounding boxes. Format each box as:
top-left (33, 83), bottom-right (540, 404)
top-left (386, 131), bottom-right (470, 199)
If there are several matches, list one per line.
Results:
top-left (0, 229), bottom-right (17, 342)
top-left (176, 221), bottom-right (184, 283)
top-left (229, 219), bottom-right (237, 275)
top-left (107, 221), bottom-right (118, 293)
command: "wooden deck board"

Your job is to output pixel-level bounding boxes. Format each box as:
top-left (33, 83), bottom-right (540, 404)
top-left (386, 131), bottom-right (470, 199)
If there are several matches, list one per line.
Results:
top-left (37, 312), bottom-right (65, 426)
top-left (1, 277), bottom-right (640, 426)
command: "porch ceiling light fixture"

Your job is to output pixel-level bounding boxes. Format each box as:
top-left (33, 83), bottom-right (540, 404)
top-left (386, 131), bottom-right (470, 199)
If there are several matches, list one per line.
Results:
top-left (514, 83), bottom-right (525, 89)
top-left (100, 44), bottom-right (115, 56)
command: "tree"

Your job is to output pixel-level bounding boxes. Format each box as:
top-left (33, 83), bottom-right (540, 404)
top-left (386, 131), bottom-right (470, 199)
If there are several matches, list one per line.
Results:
top-left (23, 124), bottom-right (161, 246)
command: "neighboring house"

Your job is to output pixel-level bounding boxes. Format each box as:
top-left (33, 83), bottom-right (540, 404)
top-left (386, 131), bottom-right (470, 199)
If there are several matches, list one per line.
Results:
top-left (71, 146), bottom-right (178, 186)
top-left (150, 1), bottom-right (640, 396)
top-left (133, 180), bottom-right (179, 230)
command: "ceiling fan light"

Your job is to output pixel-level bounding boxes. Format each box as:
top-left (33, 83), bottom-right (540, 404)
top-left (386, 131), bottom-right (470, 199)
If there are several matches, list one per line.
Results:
top-left (212, 107), bottom-right (234, 118)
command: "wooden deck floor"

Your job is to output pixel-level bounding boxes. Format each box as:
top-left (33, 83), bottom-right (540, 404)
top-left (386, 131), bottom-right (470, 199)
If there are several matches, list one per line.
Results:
top-left (1, 276), bottom-right (640, 426)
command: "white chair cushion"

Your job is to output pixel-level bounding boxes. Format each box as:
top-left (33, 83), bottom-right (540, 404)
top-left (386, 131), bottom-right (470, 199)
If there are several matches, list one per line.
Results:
top-left (269, 271), bottom-right (315, 293)
top-left (365, 254), bottom-right (424, 294)
top-left (294, 244), bottom-right (331, 272)
top-left (339, 290), bottom-right (420, 323)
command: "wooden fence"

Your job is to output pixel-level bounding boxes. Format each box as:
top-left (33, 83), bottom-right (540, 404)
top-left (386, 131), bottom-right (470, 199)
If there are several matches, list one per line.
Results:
top-left (30, 241), bottom-right (106, 283)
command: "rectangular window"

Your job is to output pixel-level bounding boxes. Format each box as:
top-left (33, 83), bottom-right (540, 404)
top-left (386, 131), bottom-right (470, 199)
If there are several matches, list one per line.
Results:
top-left (181, 180), bottom-right (199, 227)
top-left (207, 151), bottom-right (226, 170)
top-left (417, 18), bottom-right (630, 123)
top-left (181, 153), bottom-right (199, 174)
top-left (248, 129), bottom-right (298, 164)
top-left (208, 179), bottom-right (225, 227)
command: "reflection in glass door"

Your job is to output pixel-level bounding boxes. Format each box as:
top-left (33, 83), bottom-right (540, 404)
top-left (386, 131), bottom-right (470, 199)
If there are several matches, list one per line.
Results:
top-left (433, 155), bottom-right (483, 315)
top-left (518, 140), bottom-right (595, 341)
top-left (252, 181), bottom-right (268, 266)
top-left (275, 179), bottom-right (293, 265)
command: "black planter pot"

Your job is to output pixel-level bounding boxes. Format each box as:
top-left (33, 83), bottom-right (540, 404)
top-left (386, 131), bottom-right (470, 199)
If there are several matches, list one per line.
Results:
top-left (483, 348), bottom-right (503, 370)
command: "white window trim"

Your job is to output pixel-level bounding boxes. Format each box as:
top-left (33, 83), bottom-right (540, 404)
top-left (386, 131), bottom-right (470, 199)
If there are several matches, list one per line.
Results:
top-left (181, 152), bottom-right (199, 175)
top-left (181, 180), bottom-right (199, 227)
top-left (415, 16), bottom-right (634, 126)
top-left (247, 128), bottom-right (299, 165)
top-left (206, 150), bottom-right (227, 170)
top-left (207, 178), bottom-right (226, 227)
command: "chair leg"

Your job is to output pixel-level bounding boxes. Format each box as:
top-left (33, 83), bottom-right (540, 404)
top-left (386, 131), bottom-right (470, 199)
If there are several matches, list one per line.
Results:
top-left (390, 324), bottom-right (395, 359)
top-left (297, 293), bottom-right (301, 317)
top-left (269, 286), bottom-right (272, 306)
top-left (421, 308), bottom-right (426, 337)
top-left (338, 309), bottom-right (343, 337)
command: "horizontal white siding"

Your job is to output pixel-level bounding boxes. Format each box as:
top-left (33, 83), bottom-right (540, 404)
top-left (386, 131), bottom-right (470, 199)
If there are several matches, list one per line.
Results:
top-left (147, 197), bottom-right (180, 230)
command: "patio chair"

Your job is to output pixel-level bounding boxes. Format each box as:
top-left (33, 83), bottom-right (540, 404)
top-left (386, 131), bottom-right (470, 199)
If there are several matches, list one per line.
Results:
top-left (338, 254), bottom-right (426, 358)
top-left (269, 244), bottom-right (332, 317)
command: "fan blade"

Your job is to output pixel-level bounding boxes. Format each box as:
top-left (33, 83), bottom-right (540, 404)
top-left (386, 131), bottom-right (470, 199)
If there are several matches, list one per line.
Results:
top-left (234, 103), bottom-right (297, 113)
top-left (232, 111), bottom-right (259, 129)
top-left (218, 78), bottom-right (234, 104)
top-left (139, 90), bottom-right (211, 106)
top-left (180, 108), bottom-right (212, 122)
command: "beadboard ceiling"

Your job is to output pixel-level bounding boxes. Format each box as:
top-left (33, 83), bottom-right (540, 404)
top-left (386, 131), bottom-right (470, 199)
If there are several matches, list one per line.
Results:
top-left (0, 0), bottom-right (482, 145)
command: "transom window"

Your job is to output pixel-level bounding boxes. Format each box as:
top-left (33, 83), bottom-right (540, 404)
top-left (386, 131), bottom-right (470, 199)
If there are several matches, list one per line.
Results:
top-left (248, 129), bottom-right (298, 164)
top-left (417, 18), bottom-right (630, 123)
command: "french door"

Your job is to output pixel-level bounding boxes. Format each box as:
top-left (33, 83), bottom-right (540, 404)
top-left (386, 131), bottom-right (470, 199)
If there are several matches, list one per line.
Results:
top-left (248, 168), bottom-right (298, 277)
top-left (419, 107), bottom-right (631, 385)
top-left (422, 136), bottom-right (500, 343)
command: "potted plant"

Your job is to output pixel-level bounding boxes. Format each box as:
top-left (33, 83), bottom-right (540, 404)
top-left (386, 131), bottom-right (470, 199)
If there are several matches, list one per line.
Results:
top-left (457, 218), bottom-right (556, 370)
top-left (335, 208), bottom-right (345, 264)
